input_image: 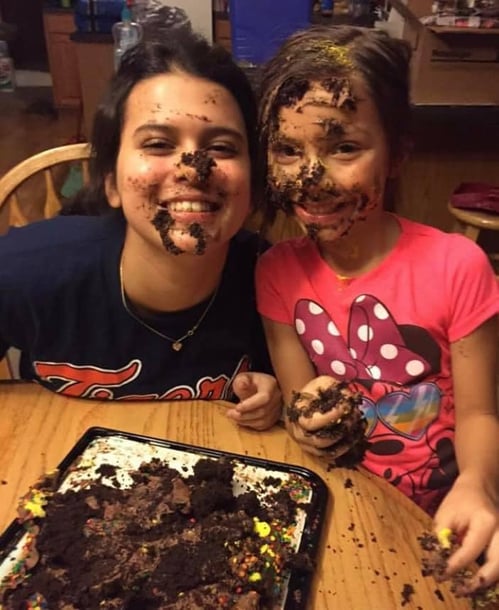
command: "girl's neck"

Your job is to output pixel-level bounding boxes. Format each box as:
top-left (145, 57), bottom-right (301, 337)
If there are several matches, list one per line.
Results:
top-left (121, 231), bottom-right (228, 313)
top-left (318, 212), bottom-right (400, 278)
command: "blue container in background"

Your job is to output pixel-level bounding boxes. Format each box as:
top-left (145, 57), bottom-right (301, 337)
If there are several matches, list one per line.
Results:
top-left (229, 0), bottom-right (311, 65)
top-left (74, 0), bottom-right (123, 33)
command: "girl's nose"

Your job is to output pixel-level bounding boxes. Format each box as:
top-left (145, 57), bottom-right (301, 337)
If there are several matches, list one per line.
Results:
top-left (173, 150), bottom-right (216, 187)
top-left (299, 160), bottom-right (326, 189)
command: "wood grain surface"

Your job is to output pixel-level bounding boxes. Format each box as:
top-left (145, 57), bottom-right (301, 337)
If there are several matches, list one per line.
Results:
top-left (0, 382), bottom-right (474, 610)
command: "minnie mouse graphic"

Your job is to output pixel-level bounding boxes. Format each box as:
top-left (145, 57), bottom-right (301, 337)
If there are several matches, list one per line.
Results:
top-left (295, 294), bottom-right (458, 514)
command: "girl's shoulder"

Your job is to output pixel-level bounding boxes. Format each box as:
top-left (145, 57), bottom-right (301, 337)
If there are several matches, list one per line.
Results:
top-left (0, 213), bottom-right (124, 289)
top-left (0, 212), bottom-right (124, 258)
top-left (397, 215), bottom-right (487, 258)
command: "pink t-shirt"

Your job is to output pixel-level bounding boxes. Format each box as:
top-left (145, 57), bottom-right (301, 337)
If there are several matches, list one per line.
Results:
top-left (256, 215), bottom-right (499, 514)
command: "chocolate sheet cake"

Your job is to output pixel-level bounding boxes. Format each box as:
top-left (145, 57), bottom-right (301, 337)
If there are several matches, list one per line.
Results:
top-left (0, 432), bottom-right (326, 610)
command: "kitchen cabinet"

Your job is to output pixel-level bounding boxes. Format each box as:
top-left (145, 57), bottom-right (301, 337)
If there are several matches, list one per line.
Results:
top-left (43, 10), bottom-right (81, 108)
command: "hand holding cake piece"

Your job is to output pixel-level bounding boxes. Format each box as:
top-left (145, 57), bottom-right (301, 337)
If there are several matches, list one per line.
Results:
top-left (286, 376), bottom-right (369, 468)
top-left (419, 528), bottom-right (499, 608)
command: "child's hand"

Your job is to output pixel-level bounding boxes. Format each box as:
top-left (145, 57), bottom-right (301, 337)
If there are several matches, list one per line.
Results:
top-left (434, 473), bottom-right (499, 592)
top-left (285, 376), bottom-right (354, 457)
top-left (227, 372), bottom-right (282, 431)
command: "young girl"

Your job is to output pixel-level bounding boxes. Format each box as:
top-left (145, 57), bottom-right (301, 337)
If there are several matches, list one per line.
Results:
top-left (256, 25), bottom-right (499, 589)
top-left (0, 30), bottom-right (280, 431)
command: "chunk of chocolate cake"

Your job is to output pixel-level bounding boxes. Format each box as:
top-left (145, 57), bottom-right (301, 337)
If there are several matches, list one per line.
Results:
top-left (419, 530), bottom-right (499, 608)
top-left (287, 376), bottom-right (369, 467)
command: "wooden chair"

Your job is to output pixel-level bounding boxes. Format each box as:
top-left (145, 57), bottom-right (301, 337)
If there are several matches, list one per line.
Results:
top-left (0, 143), bottom-right (91, 378)
top-left (0, 142), bottom-right (91, 229)
top-left (447, 202), bottom-right (499, 276)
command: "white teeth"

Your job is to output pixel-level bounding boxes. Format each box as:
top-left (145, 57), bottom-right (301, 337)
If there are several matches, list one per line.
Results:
top-left (166, 201), bottom-right (214, 212)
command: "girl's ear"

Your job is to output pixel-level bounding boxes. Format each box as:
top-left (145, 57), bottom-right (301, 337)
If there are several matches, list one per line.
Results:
top-left (105, 173), bottom-right (121, 209)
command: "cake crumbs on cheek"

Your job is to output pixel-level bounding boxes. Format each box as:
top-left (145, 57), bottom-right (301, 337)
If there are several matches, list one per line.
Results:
top-left (152, 209), bottom-right (184, 255)
top-left (188, 222), bottom-right (207, 255)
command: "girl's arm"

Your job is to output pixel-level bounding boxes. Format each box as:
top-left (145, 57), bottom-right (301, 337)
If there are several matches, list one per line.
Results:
top-left (262, 316), bottom-right (345, 454)
top-left (261, 317), bottom-right (316, 405)
top-left (435, 314), bottom-right (499, 589)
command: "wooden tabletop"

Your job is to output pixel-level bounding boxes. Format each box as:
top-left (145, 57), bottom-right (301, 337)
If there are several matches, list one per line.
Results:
top-left (0, 382), bottom-right (473, 610)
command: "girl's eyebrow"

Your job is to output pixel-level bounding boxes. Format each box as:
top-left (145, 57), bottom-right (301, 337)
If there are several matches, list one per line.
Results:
top-left (133, 123), bottom-right (245, 143)
top-left (271, 134), bottom-right (301, 145)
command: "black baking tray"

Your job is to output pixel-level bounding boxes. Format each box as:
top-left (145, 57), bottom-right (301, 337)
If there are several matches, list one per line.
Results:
top-left (0, 426), bottom-right (328, 609)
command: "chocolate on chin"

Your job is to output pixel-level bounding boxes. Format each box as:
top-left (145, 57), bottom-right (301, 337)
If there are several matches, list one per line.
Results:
top-left (0, 437), bottom-right (317, 610)
top-left (286, 376), bottom-right (369, 468)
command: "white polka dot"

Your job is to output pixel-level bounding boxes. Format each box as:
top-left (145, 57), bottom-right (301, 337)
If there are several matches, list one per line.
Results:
top-left (357, 324), bottom-right (374, 342)
top-left (355, 295), bottom-right (366, 303)
top-left (374, 303), bottom-right (389, 320)
top-left (295, 319), bottom-right (305, 335)
top-left (311, 340), bottom-right (324, 355)
top-left (406, 360), bottom-right (425, 377)
top-left (380, 344), bottom-right (398, 360)
top-left (330, 360), bottom-right (346, 375)
top-left (308, 302), bottom-right (323, 315)
top-left (367, 365), bottom-right (381, 379)
top-left (327, 321), bottom-right (340, 336)
top-left (349, 347), bottom-right (357, 359)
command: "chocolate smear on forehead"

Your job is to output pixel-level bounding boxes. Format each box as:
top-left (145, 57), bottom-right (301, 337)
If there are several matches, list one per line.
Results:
top-left (320, 118), bottom-right (345, 138)
top-left (179, 150), bottom-right (215, 183)
top-left (275, 78), bottom-right (310, 109)
top-left (321, 77), bottom-right (357, 111)
top-left (152, 209), bottom-right (183, 255)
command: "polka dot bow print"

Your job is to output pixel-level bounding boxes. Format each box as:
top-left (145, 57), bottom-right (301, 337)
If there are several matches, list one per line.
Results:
top-left (295, 294), bottom-right (433, 385)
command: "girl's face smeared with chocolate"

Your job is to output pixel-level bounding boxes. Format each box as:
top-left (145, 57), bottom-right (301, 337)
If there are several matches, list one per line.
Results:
top-left (105, 72), bottom-right (251, 255)
top-left (267, 77), bottom-right (392, 243)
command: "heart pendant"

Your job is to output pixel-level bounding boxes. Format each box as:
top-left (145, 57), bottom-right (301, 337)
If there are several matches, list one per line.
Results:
top-left (172, 341), bottom-right (183, 352)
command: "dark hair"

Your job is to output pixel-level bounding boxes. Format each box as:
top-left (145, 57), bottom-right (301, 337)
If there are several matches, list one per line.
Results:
top-left (257, 25), bottom-right (412, 220)
top-left (69, 29), bottom-right (257, 215)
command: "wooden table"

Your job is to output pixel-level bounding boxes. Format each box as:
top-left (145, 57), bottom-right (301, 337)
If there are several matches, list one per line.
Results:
top-left (0, 382), bottom-right (473, 609)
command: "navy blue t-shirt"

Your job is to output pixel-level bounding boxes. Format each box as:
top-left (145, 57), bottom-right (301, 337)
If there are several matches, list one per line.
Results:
top-left (0, 212), bottom-right (271, 400)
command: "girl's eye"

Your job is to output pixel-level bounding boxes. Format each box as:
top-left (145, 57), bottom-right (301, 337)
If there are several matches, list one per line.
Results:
top-left (272, 143), bottom-right (301, 164)
top-left (205, 142), bottom-right (238, 158)
top-left (142, 139), bottom-right (175, 153)
top-left (332, 142), bottom-right (361, 156)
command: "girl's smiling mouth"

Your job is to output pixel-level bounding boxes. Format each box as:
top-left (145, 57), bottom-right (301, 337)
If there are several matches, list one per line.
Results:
top-left (158, 200), bottom-right (220, 213)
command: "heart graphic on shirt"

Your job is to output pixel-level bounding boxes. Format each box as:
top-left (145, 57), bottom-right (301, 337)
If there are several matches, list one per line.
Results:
top-left (360, 382), bottom-right (441, 440)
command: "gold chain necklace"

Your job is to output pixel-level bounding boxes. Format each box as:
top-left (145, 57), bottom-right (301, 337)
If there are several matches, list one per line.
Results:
top-left (119, 259), bottom-right (219, 352)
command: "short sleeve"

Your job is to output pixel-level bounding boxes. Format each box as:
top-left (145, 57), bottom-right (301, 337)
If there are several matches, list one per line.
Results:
top-left (255, 246), bottom-right (294, 325)
top-left (446, 236), bottom-right (499, 342)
